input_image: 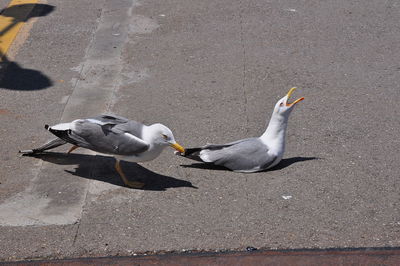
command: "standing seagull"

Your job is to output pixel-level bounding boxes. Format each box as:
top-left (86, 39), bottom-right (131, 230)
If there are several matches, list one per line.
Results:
top-left (179, 87), bottom-right (304, 172)
top-left (19, 114), bottom-right (185, 188)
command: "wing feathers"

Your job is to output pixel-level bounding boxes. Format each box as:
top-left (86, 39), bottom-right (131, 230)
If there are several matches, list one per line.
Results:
top-left (47, 127), bottom-right (80, 146)
top-left (182, 138), bottom-right (276, 172)
top-left (46, 116), bottom-right (149, 155)
top-left (19, 138), bottom-right (67, 154)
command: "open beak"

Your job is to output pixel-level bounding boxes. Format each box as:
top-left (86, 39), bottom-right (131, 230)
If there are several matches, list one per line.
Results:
top-left (170, 142), bottom-right (185, 153)
top-left (286, 87), bottom-right (305, 107)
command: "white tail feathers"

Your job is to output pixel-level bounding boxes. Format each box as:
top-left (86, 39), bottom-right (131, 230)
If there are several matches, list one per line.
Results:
top-left (48, 122), bottom-right (71, 131)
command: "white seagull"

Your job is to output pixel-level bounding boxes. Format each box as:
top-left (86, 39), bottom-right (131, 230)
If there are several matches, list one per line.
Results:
top-left (179, 87), bottom-right (304, 172)
top-left (20, 114), bottom-right (185, 188)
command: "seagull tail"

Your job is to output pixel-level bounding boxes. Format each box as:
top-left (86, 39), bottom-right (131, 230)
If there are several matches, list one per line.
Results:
top-left (180, 147), bottom-right (205, 162)
top-left (46, 125), bottom-right (79, 146)
top-left (19, 138), bottom-right (67, 155)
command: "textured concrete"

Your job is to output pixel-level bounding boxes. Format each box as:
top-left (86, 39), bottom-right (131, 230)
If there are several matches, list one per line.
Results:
top-left (0, 0), bottom-right (399, 262)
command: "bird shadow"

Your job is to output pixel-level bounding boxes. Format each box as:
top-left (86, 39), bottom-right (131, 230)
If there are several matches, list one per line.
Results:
top-left (23, 152), bottom-right (197, 191)
top-left (180, 156), bottom-right (319, 172)
top-left (267, 156), bottom-right (319, 171)
top-left (0, 4), bottom-right (55, 91)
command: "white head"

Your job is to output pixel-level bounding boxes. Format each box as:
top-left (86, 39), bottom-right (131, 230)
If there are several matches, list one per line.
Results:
top-left (261, 87), bottom-right (305, 142)
top-left (273, 87), bottom-right (305, 118)
top-left (147, 123), bottom-right (185, 153)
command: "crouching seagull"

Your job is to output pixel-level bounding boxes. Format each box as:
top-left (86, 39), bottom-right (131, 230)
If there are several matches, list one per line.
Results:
top-left (20, 114), bottom-right (185, 188)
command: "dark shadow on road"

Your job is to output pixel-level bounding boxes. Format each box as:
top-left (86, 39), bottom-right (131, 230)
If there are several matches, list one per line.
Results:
top-left (0, 4), bottom-right (55, 90)
top-left (23, 152), bottom-right (198, 191)
top-left (0, 4), bottom-right (55, 35)
top-left (180, 156), bottom-right (319, 172)
top-left (267, 156), bottom-right (319, 171)
top-left (0, 59), bottom-right (53, 90)
top-left (180, 162), bottom-right (229, 171)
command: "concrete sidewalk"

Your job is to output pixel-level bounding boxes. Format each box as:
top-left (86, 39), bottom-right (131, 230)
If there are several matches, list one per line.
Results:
top-left (0, 0), bottom-right (399, 262)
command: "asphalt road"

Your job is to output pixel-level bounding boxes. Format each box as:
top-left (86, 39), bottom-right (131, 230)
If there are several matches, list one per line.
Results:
top-left (0, 0), bottom-right (399, 261)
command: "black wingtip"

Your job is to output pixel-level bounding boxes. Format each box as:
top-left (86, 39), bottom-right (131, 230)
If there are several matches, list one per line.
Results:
top-left (178, 147), bottom-right (204, 162)
top-left (18, 149), bottom-right (34, 155)
top-left (44, 124), bottom-right (50, 130)
top-left (182, 147), bottom-right (202, 156)
top-left (46, 127), bottom-right (78, 145)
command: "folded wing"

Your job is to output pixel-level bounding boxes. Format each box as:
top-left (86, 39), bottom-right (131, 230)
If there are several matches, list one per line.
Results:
top-left (184, 138), bottom-right (277, 172)
top-left (48, 115), bottom-right (150, 155)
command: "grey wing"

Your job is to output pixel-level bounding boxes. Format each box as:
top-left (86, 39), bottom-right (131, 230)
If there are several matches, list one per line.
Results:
top-left (88, 114), bottom-right (130, 125)
top-left (111, 120), bottom-right (145, 139)
top-left (200, 138), bottom-right (276, 172)
top-left (182, 138), bottom-right (251, 161)
top-left (68, 119), bottom-right (149, 155)
top-left (87, 115), bottom-right (145, 139)
top-left (202, 138), bottom-right (251, 150)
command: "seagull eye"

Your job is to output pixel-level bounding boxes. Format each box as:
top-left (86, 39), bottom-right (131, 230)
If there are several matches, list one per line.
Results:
top-left (162, 134), bottom-right (168, 140)
top-left (279, 102), bottom-right (284, 107)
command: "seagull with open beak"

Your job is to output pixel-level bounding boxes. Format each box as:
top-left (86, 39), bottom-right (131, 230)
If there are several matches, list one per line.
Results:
top-left (179, 87), bottom-right (304, 172)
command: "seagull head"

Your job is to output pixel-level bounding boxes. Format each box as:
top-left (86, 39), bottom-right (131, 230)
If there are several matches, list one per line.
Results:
top-left (273, 87), bottom-right (304, 117)
top-left (150, 124), bottom-right (185, 153)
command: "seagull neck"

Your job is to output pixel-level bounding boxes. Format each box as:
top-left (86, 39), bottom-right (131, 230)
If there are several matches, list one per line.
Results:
top-left (260, 112), bottom-right (288, 149)
top-left (139, 125), bottom-right (165, 160)
top-left (142, 125), bottom-right (160, 148)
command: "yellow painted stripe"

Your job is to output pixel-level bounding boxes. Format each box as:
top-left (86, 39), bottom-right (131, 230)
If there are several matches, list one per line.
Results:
top-left (0, 0), bottom-right (39, 60)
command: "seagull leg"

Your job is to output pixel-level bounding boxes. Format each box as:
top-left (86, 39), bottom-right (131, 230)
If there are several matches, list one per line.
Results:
top-left (67, 145), bottom-right (79, 154)
top-left (114, 160), bottom-right (145, 189)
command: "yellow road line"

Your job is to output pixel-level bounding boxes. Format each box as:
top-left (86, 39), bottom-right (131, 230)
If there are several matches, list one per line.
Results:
top-left (0, 0), bottom-right (39, 60)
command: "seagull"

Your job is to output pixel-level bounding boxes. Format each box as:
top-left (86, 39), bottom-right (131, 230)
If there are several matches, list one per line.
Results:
top-left (19, 114), bottom-right (185, 188)
top-left (179, 87), bottom-right (304, 172)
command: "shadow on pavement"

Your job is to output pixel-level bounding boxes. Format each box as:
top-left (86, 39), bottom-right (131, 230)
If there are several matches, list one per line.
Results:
top-left (0, 3), bottom-right (55, 34)
top-left (0, 4), bottom-right (55, 90)
top-left (180, 156), bottom-right (319, 172)
top-left (0, 58), bottom-right (53, 90)
top-left (268, 156), bottom-right (319, 171)
top-left (25, 152), bottom-right (198, 191)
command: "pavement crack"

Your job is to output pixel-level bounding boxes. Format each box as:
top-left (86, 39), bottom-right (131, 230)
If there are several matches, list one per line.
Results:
top-left (72, 153), bottom-right (98, 247)
top-left (239, 2), bottom-right (249, 134)
top-left (239, 2), bottom-right (250, 207)
top-left (72, 220), bottom-right (81, 246)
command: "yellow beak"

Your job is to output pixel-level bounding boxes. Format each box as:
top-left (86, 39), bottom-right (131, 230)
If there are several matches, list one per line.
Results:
top-left (170, 142), bottom-right (185, 153)
top-left (286, 87), bottom-right (305, 107)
